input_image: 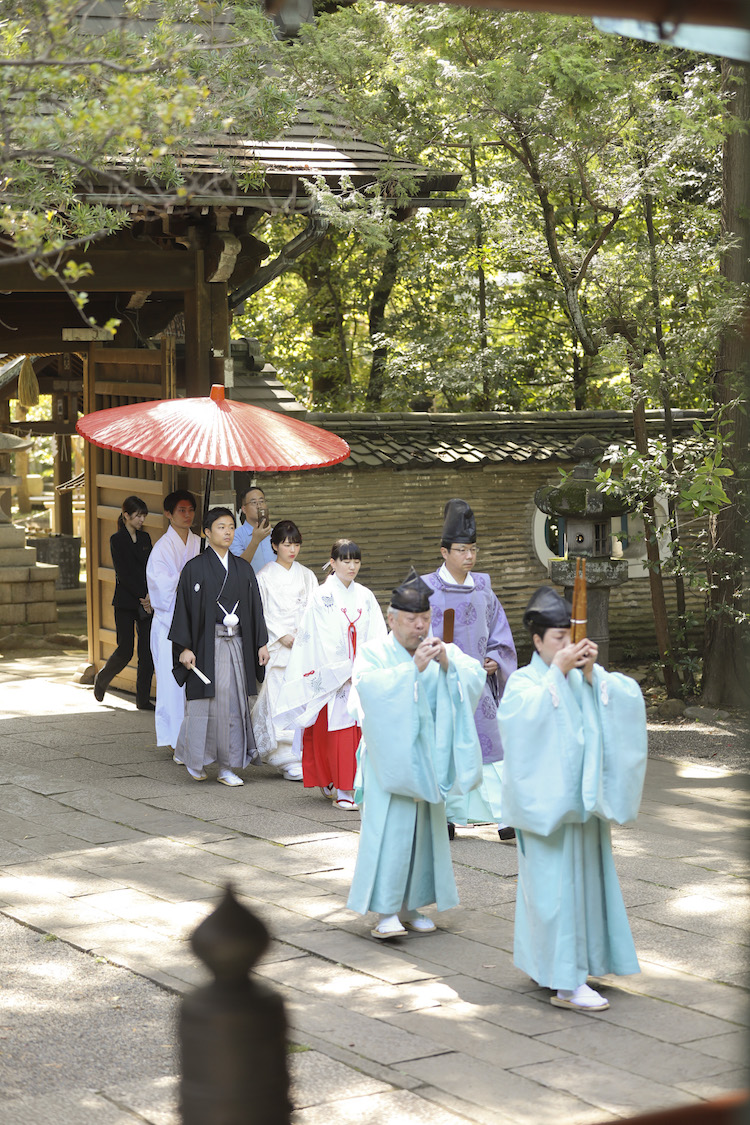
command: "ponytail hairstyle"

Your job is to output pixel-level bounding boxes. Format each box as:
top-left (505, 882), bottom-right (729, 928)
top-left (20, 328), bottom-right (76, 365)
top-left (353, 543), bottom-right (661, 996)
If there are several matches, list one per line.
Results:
top-left (118, 495), bottom-right (148, 531)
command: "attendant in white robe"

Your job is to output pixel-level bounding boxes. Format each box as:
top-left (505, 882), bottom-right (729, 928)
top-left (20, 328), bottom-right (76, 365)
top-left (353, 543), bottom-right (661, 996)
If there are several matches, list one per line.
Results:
top-left (498, 586), bottom-right (647, 1013)
top-left (146, 490), bottom-right (201, 751)
top-left (274, 539), bottom-right (386, 810)
top-left (252, 520), bottom-right (318, 781)
top-left (347, 568), bottom-right (486, 939)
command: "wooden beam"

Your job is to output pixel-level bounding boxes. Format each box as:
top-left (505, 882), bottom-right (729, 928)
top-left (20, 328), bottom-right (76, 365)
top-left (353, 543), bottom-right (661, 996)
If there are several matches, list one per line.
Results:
top-left (6, 421), bottom-right (79, 435)
top-left (0, 251), bottom-right (195, 293)
top-left (93, 381), bottom-right (163, 398)
top-left (411, 0), bottom-right (745, 26)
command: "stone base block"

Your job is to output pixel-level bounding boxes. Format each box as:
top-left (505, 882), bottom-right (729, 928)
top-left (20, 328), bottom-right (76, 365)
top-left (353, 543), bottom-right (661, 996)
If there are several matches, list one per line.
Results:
top-left (72, 662), bottom-right (96, 685)
top-left (26, 602), bottom-right (58, 625)
top-left (0, 525), bottom-right (25, 547)
top-left (0, 547), bottom-right (41, 566)
top-left (29, 562), bottom-right (60, 582)
top-left (0, 603), bottom-right (26, 626)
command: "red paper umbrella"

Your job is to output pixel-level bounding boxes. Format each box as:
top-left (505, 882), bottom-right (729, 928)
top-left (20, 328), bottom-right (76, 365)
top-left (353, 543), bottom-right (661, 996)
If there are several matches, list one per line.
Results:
top-left (76, 384), bottom-right (350, 472)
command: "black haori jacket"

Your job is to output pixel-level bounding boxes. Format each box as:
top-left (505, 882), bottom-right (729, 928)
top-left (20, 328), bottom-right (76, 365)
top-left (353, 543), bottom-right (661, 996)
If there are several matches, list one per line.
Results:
top-left (169, 548), bottom-right (268, 701)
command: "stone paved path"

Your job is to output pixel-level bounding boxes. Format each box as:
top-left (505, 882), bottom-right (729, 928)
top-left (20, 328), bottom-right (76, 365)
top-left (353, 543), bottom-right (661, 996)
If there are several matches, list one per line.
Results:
top-left (1, 653), bottom-right (748, 1124)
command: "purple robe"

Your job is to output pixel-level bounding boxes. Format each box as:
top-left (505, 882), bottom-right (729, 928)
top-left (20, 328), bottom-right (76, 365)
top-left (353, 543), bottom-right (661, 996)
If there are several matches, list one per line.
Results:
top-left (422, 570), bottom-right (517, 764)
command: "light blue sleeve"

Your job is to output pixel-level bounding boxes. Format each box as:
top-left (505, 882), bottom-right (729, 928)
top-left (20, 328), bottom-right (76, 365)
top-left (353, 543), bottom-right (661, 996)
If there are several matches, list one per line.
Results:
top-left (350, 641), bottom-right (484, 803)
top-left (499, 663), bottom-right (648, 836)
top-left (351, 648), bottom-right (441, 802)
top-left (498, 664), bottom-right (588, 836)
top-left (580, 666), bottom-right (648, 824)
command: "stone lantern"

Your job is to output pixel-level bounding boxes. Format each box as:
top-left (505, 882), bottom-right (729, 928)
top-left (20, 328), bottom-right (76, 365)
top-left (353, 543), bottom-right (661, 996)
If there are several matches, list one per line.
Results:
top-left (534, 435), bottom-right (633, 668)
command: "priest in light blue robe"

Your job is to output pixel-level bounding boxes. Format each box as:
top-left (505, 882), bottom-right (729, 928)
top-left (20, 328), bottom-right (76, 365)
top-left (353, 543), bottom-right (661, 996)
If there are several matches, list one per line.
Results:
top-left (498, 586), bottom-right (647, 1012)
top-left (347, 568), bottom-right (486, 940)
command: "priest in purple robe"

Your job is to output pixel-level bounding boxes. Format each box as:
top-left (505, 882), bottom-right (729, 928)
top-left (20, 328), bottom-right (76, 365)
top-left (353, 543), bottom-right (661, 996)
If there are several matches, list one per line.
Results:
top-left (422, 499), bottom-right (518, 840)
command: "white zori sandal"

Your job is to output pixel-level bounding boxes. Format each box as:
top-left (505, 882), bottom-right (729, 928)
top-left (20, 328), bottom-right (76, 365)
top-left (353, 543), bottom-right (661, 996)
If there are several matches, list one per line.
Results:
top-left (403, 915), bottom-right (436, 934)
top-left (371, 914), bottom-right (407, 940)
top-left (550, 984), bottom-right (609, 1011)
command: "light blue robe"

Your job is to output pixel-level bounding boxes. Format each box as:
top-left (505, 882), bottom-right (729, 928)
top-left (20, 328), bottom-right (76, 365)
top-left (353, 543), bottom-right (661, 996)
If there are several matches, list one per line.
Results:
top-left (347, 633), bottom-right (486, 917)
top-left (498, 653), bottom-right (647, 990)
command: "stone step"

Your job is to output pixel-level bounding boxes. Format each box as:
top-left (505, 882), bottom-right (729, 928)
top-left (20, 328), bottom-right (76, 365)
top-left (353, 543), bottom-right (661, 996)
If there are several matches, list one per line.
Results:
top-left (0, 524), bottom-right (26, 548)
top-left (0, 547), bottom-right (42, 566)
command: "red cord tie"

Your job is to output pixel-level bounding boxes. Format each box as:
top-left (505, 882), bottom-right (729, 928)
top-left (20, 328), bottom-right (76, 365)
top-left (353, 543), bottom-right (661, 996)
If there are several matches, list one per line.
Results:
top-left (342, 609), bottom-right (362, 659)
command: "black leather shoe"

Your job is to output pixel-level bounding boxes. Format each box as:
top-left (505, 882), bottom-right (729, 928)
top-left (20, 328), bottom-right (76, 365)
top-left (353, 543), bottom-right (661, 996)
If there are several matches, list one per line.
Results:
top-left (93, 675), bottom-right (106, 702)
top-left (447, 821), bottom-right (455, 841)
top-left (498, 826), bottom-right (516, 842)
top-left (137, 701), bottom-right (155, 711)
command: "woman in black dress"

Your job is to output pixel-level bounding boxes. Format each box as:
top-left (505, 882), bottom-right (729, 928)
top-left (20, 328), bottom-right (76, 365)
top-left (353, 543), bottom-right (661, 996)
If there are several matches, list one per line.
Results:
top-left (94, 495), bottom-right (155, 709)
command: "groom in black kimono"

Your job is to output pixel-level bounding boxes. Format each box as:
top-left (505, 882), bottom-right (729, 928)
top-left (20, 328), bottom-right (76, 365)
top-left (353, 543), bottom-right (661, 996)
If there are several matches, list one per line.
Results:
top-left (169, 507), bottom-right (269, 786)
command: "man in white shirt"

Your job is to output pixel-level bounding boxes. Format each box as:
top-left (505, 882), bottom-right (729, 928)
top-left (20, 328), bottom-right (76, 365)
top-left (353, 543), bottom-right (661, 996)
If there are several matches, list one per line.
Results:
top-left (229, 486), bottom-right (274, 574)
top-left (146, 490), bottom-right (201, 752)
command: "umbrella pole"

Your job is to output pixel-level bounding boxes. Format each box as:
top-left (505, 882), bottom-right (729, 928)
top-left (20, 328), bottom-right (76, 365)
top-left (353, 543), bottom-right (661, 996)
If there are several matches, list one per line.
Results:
top-left (201, 468), bottom-right (213, 552)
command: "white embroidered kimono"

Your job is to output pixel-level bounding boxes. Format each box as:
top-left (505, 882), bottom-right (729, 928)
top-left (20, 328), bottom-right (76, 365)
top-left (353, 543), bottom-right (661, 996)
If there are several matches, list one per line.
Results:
top-left (146, 525), bottom-right (201, 748)
top-left (498, 653), bottom-right (647, 991)
top-left (274, 574), bottom-right (386, 733)
top-left (251, 559), bottom-right (319, 770)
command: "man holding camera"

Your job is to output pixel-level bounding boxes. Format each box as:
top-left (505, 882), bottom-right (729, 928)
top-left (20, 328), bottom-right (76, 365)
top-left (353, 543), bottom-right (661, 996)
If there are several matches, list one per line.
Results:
top-left (230, 485), bottom-right (275, 574)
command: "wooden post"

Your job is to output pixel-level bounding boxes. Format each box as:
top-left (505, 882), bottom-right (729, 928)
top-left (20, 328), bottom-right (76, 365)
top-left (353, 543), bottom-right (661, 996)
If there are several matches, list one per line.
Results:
top-left (180, 886), bottom-right (291, 1125)
top-left (53, 358), bottom-right (74, 535)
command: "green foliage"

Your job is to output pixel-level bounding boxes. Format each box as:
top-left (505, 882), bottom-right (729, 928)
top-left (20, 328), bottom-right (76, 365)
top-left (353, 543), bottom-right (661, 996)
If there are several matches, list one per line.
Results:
top-left (242, 3), bottom-right (731, 414)
top-left (0, 0), bottom-right (292, 264)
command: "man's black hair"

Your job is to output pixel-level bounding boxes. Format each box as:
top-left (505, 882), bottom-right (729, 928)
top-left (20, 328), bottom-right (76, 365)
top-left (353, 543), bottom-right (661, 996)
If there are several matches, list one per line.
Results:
top-left (203, 506), bottom-right (236, 532)
top-left (163, 489), bottom-right (197, 515)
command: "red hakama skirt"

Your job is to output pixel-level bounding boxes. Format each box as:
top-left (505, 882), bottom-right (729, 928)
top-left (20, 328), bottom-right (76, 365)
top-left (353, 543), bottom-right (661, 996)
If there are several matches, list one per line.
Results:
top-left (302, 708), bottom-right (361, 790)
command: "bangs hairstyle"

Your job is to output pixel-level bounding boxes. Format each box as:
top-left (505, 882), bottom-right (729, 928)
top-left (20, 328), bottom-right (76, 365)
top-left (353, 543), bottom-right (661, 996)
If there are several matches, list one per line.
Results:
top-left (203, 506), bottom-right (236, 532)
top-left (271, 520), bottom-right (302, 549)
top-left (331, 538), bottom-right (361, 561)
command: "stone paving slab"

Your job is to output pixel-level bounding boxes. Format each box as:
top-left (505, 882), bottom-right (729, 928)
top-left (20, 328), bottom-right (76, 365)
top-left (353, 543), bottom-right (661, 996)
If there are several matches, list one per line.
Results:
top-left (629, 888), bottom-right (750, 943)
top-left (629, 916), bottom-right (747, 985)
top-left (1, 655), bottom-right (748, 1125)
top-left (592, 988), bottom-right (745, 1044)
top-left (512, 1055), bottom-right (702, 1117)
top-left (398, 1052), bottom-right (609, 1125)
top-left (387, 1005), bottom-right (568, 1068)
top-left (5, 1090), bottom-right (153, 1124)
top-left (293, 1088), bottom-right (480, 1125)
top-left (536, 1021), bottom-right (741, 1084)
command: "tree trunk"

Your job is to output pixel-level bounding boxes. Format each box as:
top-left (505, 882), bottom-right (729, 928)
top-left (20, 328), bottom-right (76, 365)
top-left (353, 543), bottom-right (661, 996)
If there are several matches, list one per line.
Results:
top-left (643, 191), bottom-right (693, 688)
top-left (701, 61), bottom-right (750, 708)
top-left (631, 395), bottom-right (683, 698)
top-left (365, 234), bottom-right (401, 409)
top-left (295, 238), bottom-right (351, 407)
top-left (470, 145), bottom-right (491, 410)
top-left (572, 343), bottom-right (587, 410)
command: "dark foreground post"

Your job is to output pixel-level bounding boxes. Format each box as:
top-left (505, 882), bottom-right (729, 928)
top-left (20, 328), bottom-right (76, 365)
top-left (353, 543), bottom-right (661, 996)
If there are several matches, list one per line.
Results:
top-left (180, 885), bottom-right (292, 1125)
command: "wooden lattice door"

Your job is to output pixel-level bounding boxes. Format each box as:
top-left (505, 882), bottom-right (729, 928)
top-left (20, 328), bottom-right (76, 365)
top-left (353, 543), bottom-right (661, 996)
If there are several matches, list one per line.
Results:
top-left (83, 340), bottom-right (176, 696)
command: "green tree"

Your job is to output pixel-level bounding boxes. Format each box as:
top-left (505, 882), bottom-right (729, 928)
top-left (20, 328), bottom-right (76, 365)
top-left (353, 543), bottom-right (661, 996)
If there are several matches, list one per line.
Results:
top-left (0, 0), bottom-right (296, 275)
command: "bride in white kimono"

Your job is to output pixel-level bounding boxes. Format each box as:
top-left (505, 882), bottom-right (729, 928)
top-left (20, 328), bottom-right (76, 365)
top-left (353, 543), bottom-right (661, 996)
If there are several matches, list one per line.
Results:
top-left (251, 521), bottom-right (318, 781)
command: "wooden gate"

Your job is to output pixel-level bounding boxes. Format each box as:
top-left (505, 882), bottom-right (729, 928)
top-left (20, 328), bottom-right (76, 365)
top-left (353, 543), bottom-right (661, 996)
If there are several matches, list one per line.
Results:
top-left (83, 340), bottom-right (176, 696)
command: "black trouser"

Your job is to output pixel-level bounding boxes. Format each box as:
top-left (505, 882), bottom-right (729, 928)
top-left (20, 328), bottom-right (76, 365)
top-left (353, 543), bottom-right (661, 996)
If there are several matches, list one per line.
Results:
top-left (98, 608), bottom-right (154, 706)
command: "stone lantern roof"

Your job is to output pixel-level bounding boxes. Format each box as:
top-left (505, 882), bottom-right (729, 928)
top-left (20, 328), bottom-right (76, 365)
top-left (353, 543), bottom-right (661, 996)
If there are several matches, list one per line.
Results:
top-left (534, 434), bottom-right (634, 520)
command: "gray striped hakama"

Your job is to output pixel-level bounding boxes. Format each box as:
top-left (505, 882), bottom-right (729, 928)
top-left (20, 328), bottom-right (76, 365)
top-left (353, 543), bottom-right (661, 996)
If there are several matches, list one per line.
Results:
top-left (176, 624), bottom-right (259, 775)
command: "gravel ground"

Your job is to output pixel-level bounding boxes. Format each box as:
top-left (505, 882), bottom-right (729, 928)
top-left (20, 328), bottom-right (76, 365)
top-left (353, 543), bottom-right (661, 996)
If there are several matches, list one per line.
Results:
top-left (646, 714), bottom-right (750, 772)
top-left (0, 916), bottom-right (178, 1103)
